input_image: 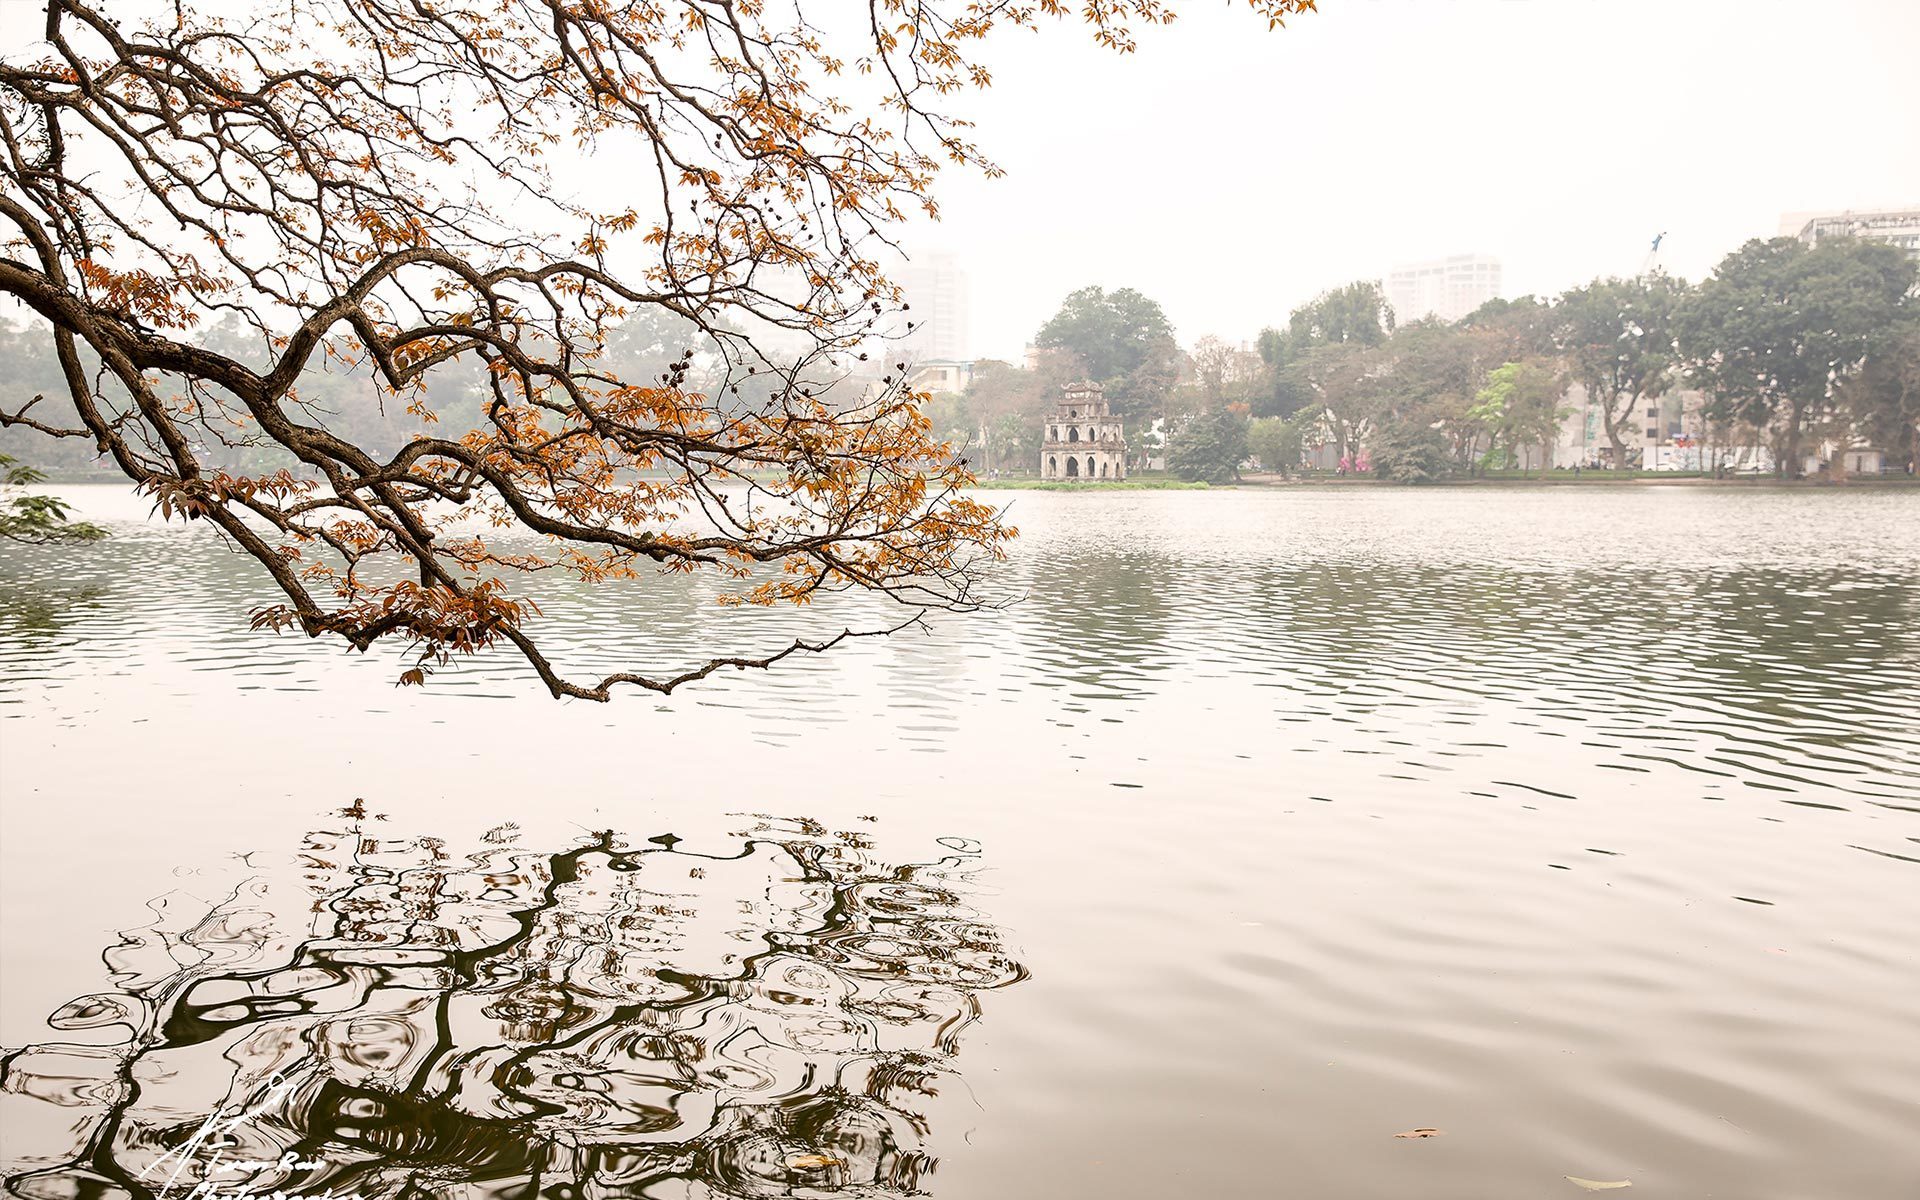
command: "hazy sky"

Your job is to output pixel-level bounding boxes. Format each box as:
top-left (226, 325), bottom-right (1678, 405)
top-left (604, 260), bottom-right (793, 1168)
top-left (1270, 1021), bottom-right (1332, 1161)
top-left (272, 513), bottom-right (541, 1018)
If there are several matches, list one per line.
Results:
top-left (4, 0), bottom-right (1914, 363)
top-left (901, 0), bottom-right (1920, 361)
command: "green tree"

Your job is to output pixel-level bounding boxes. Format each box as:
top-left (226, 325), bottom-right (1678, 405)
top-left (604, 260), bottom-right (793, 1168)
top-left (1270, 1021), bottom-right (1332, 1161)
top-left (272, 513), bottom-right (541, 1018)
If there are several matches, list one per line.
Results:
top-left (1677, 238), bottom-right (1915, 477)
top-left (1286, 341), bottom-right (1382, 468)
top-left (1468, 359), bottom-right (1568, 475)
top-left (1279, 280), bottom-right (1395, 350)
top-left (1462, 295), bottom-right (1557, 360)
top-left (1369, 423), bottom-right (1452, 485)
top-left (1368, 319), bottom-right (1491, 469)
top-left (989, 410), bottom-right (1039, 475)
top-left (1246, 414), bottom-right (1304, 475)
top-left (0, 453), bottom-right (106, 543)
top-left (1255, 280), bottom-right (1394, 416)
top-left (1167, 408), bottom-right (1248, 484)
top-left (0, 317), bottom-right (104, 476)
top-left (1840, 315), bottom-right (1920, 474)
top-left (1253, 326), bottom-right (1293, 415)
top-left (1555, 273), bottom-right (1687, 468)
top-left (958, 356), bottom-right (1073, 475)
top-left (1033, 287), bottom-right (1180, 422)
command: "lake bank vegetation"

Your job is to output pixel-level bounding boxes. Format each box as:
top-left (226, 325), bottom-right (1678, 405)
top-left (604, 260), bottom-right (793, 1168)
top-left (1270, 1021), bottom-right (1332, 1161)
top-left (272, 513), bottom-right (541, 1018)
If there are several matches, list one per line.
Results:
top-left (928, 240), bottom-right (1918, 487)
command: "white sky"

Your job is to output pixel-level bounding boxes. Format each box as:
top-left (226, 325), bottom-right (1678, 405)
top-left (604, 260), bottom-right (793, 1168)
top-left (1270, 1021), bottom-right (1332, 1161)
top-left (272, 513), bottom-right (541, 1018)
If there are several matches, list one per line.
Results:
top-left (4, 0), bottom-right (1914, 363)
top-left (902, 0), bottom-right (1920, 360)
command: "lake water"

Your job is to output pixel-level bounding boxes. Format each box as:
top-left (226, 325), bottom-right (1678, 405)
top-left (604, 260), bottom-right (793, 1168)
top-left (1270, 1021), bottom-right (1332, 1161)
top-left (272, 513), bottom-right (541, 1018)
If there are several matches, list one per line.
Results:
top-left (2, 485), bottom-right (1917, 1199)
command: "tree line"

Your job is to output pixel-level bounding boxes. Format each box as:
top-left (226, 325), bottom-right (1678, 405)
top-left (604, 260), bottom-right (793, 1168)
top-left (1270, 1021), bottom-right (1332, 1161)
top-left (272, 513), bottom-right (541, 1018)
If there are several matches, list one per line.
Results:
top-left (931, 235), bottom-right (1919, 483)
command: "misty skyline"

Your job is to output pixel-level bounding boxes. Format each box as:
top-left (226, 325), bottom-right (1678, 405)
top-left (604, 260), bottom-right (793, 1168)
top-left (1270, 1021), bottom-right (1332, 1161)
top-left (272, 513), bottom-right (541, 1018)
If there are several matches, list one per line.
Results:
top-left (895, 0), bottom-right (1920, 362)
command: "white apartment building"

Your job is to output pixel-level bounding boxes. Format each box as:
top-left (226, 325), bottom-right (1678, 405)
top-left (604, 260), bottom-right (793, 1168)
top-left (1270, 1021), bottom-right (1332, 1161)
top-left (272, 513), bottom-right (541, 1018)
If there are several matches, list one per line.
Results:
top-left (1785, 207), bottom-right (1920, 261)
top-left (1384, 255), bottom-right (1502, 324)
top-left (908, 359), bottom-right (975, 396)
top-left (1548, 383), bottom-right (1694, 469)
top-left (1550, 386), bottom-right (1786, 472)
top-left (897, 252), bottom-right (971, 362)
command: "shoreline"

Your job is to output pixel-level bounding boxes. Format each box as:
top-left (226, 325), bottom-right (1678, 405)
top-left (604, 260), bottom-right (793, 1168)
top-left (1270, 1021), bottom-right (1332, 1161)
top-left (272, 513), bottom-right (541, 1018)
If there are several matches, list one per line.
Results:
top-left (27, 471), bottom-right (1920, 492)
top-left (969, 472), bottom-right (1920, 491)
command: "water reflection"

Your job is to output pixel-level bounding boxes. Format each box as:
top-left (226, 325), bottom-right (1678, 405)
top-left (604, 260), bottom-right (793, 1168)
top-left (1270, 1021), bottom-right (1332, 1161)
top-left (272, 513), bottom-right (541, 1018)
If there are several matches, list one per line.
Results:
top-left (0, 583), bottom-right (102, 647)
top-left (1011, 542), bottom-right (1920, 805)
top-left (8, 491), bottom-right (1919, 810)
top-left (0, 813), bottom-right (1024, 1200)
top-left (7, 488), bottom-right (1920, 1199)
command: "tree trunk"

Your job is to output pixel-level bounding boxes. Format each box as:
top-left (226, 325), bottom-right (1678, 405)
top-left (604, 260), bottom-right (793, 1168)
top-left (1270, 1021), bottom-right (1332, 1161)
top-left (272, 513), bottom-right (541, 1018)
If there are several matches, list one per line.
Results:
top-left (1603, 420), bottom-right (1627, 469)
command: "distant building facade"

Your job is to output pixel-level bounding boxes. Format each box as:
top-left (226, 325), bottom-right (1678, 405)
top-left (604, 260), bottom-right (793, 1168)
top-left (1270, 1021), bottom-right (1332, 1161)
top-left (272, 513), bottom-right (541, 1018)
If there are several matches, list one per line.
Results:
top-left (1384, 255), bottom-right (1502, 324)
top-left (1139, 416), bottom-right (1167, 472)
top-left (1041, 382), bottom-right (1126, 481)
top-left (908, 359), bottom-right (975, 396)
top-left (1550, 385), bottom-right (1805, 473)
top-left (897, 252), bottom-right (971, 361)
top-left (1550, 383), bottom-right (1708, 469)
top-left (1787, 207), bottom-right (1920, 261)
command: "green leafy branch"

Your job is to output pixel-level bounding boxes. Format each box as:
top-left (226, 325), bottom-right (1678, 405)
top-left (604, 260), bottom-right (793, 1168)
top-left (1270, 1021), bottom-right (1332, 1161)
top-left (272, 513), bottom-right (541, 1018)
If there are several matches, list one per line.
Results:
top-left (0, 454), bottom-right (107, 544)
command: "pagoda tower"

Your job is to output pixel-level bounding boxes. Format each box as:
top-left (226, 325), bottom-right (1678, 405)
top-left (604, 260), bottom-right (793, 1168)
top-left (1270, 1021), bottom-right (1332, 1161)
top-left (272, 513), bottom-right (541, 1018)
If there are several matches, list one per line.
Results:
top-left (1040, 382), bottom-right (1127, 481)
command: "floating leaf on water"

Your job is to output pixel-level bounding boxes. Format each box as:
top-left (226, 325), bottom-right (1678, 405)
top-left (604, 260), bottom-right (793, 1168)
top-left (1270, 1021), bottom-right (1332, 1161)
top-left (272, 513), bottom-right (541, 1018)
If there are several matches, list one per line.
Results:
top-left (787, 1155), bottom-right (841, 1171)
top-left (1393, 1128), bottom-right (1443, 1138)
top-left (1564, 1177), bottom-right (1632, 1190)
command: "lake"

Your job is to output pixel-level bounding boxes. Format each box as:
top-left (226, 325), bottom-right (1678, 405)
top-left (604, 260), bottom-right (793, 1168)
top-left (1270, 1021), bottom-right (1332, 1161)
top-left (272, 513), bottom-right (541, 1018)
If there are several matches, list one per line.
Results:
top-left (2, 485), bottom-right (1917, 1199)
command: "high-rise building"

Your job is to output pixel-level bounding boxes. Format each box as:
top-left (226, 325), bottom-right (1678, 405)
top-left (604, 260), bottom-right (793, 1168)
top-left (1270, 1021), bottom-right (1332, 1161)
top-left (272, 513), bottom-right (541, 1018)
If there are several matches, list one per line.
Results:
top-left (896, 252), bottom-right (971, 362)
top-left (1785, 208), bottom-right (1920, 261)
top-left (1384, 255), bottom-right (1503, 324)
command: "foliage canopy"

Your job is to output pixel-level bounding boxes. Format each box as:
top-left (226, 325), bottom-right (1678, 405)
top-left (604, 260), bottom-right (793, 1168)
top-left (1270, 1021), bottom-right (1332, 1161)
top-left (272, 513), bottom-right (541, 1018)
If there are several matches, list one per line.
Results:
top-left (0, 451), bottom-right (104, 543)
top-left (1167, 408), bottom-right (1248, 484)
top-left (1556, 274), bottom-right (1685, 466)
top-left (1678, 237), bottom-right (1916, 476)
top-left (1033, 285), bottom-right (1182, 421)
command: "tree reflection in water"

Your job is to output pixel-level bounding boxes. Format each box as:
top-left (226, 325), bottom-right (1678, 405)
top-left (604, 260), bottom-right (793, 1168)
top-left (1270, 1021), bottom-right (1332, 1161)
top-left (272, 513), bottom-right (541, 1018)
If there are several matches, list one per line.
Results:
top-left (0, 582), bottom-right (102, 646)
top-left (0, 812), bottom-right (1025, 1199)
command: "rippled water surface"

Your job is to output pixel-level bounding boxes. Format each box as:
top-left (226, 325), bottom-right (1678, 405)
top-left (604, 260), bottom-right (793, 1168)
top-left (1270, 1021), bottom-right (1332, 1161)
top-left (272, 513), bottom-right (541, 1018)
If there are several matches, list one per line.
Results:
top-left (3, 485), bottom-right (1918, 1198)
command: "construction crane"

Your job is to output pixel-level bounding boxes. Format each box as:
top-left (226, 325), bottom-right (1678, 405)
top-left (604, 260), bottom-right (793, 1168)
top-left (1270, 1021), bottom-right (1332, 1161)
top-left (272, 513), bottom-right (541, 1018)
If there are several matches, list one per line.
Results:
top-left (1641, 231), bottom-right (1667, 277)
